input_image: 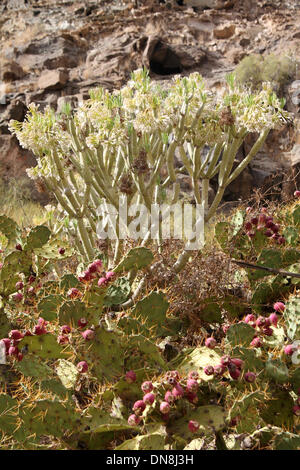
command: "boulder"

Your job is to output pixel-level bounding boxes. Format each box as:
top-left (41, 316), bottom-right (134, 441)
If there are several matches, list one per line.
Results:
top-left (213, 24), bottom-right (236, 39)
top-left (1, 61), bottom-right (25, 82)
top-left (37, 70), bottom-right (69, 92)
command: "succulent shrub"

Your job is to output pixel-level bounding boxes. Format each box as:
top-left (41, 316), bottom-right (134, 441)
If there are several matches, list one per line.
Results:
top-left (9, 69), bottom-right (289, 273)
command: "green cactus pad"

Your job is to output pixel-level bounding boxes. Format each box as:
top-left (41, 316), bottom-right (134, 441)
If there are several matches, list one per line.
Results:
top-left (114, 247), bottom-right (154, 273)
top-left (14, 354), bottom-right (53, 380)
top-left (168, 405), bottom-right (226, 439)
top-left (171, 346), bottom-right (221, 381)
top-left (260, 391), bottom-right (294, 428)
top-left (265, 357), bottom-right (289, 383)
top-left (231, 346), bottom-right (264, 371)
top-left (226, 322), bottom-right (255, 347)
top-left (83, 326), bottom-right (125, 382)
top-left (104, 277), bottom-right (130, 306)
top-left (20, 399), bottom-right (81, 438)
top-left (82, 407), bottom-right (137, 434)
top-left (18, 334), bottom-right (69, 359)
top-left (292, 205), bottom-right (300, 226)
top-left (131, 291), bottom-right (169, 336)
top-left (59, 274), bottom-right (81, 291)
top-left (38, 294), bottom-right (64, 322)
top-left (124, 335), bottom-right (166, 371)
top-left (40, 379), bottom-right (71, 398)
top-left (58, 300), bottom-right (98, 326)
top-left (34, 239), bottom-right (73, 259)
top-left (274, 432), bottom-right (300, 450)
top-left (0, 394), bottom-right (18, 435)
top-left (200, 297), bottom-right (222, 323)
top-left (116, 432), bottom-right (166, 450)
top-left (24, 225), bottom-right (51, 250)
top-left (0, 215), bottom-right (20, 243)
top-left (56, 359), bottom-right (79, 389)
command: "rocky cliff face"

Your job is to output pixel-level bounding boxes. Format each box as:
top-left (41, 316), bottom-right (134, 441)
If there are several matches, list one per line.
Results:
top-left (0, 0), bottom-right (299, 204)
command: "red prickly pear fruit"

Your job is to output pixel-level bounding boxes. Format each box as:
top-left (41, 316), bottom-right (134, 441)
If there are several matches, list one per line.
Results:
top-left (17, 352), bottom-right (23, 362)
top-left (105, 271), bottom-right (115, 281)
top-left (8, 346), bottom-right (19, 357)
top-left (128, 414), bottom-right (141, 426)
top-left (81, 329), bottom-right (94, 341)
top-left (265, 220), bottom-right (274, 229)
top-left (97, 277), bottom-right (108, 287)
top-left (228, 364), bottom-right (241, 380)
top-left (15, 244), bottom-right (22, 251)
top-left (186, 379), bottom-right (199, 392)
top-left (274, 302), bottom-right (285, 313)
top-left (57, 335), bottom-right (69, 345)
top-left (264, 317), bottom-right (271, 327)
top-left (263, 326), bottom-right (273, 337)
top-left (1, 338), bottom-right (11, 352)
top-left (160, 401), bottom-right (170, 414)
top-left (132, 400), bottom-right (146, 415)
top-left (58, 248), bottom-right (65, 255)
top-left (220, 355), bottom-right (231, 366)
top-left (271, 224), bottom-right (280, 233)
top-left (164, 391), bottom-right (175, 404)
top-left (256, 316), bottom-right (266, 328)
top-left (245, 314), bottom-right (256, 324)
top-left (172, 383), bottom-right (184, 399)
top-left (24, 330), bottom-right (33, 337)
top-left (67, 288), bottom-right (82, 299)
top-left (250, 337), bottom-right (262, 348)
top-left (244, 372), bottom-right (256, 383)
top-left (77, 361), bottom-right (88, 373)
top-left (214, 364), bottom-right (226, 376)
top-left (247, 231), bottom-right (255, 238)
top-left (143, 393), bottom-right (155, 405)
top-left (250, 217), bottom-right (258, 225)
top-left (204, 365), bottom-right (214, 376)
top-left (188, 370), bottom-right (199, 380)
top-left (186, 392), bottom-right (198, 404)
top-left (12, 292), bottom-right (23, 302)
top-left (265, 229), bottom-right (273, 237)
top-left (33, 325), bottom-right (47, 335)
top-left (260, 207), bottom-right (268, 213)
top-left (269, 313), bottom-right (278, 327)
top-left (28, 275), bottom-right (36, 284)
top-left (294, 190), bottom-right (300, 198)
top-left (205, 337), bottom-right (216, 349)
top-left (229, 416), bottom-right (240, 427)
top-left (141, 381), bottom-right (153, 393)
top-left (259, 214), bottom-right (267, 224)
top-left (284, 344), bottom-right (295, 356)
top-left (77, 317), bottom-right (88, 328)
top-left (61, 325), bottom-right (71, 334)
top-left (88, 259), bottom-right (103, 274)
top-left (27, 286), bottom-right (35, 295)
top-left (15, 281), bottom-right (24, 290)
top-left (78, 271), bottom-right (93, 283)
top-left (188, 420), bottom-right (200, 433)
top-left (9, 330), bottom-right (23, 341)
top-left (292, 405), bottom-right (300, 416)
top-left (230, 358), bottom-right (244, 369)
top-left (125, 370), bottom-right (137, 383)
top-left (277, 236), bottom-right (286, 245)
top-left (37, 317), bottom-right (48, 326)
top-left (245, 222), bottom-right (252, 231)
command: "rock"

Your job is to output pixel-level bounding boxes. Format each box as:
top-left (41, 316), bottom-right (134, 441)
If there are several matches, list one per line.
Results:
top-left (143, 36), bottom-right (182, 75)
top-left (142, 36), bottom-right (206, 75)
top-left (1, 61), bottom-right (25, 82)
top-left (37, 70), bottom-right (69, 92)
top-left (180, 0), bottom-right (218, 7)
top-left (213, 24), bottom-right (236, 39)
